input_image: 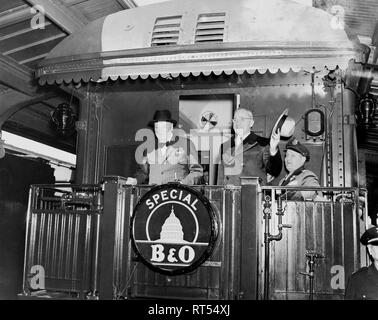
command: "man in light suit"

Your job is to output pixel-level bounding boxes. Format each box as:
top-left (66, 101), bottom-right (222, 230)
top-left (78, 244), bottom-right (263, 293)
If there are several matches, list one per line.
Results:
top-left (126, 110), bottom-right (203, 185)
top-left (217, 108), bottom-right (282, 186)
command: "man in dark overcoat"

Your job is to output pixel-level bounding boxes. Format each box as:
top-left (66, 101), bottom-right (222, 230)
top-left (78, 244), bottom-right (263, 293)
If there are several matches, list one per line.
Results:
top-left (217, 108), bottom-right (282, 186)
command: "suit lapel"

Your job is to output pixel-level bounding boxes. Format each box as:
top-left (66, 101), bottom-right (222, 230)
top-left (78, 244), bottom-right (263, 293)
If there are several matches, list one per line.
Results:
top-left (224, 139), bottom-right (257, 163)
top-left (234, 138), bottom-right (257, 158)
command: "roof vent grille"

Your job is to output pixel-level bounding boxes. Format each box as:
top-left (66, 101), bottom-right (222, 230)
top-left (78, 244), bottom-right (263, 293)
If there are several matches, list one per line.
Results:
top-left (195, 13), bottom-right (226, 43)
top-left (151, 15), bottom-right (182, 46)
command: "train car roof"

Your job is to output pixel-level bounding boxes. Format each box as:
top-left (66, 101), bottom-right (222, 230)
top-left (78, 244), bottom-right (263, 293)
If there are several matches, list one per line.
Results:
top-left (35, 0), bottom-right (363, 85)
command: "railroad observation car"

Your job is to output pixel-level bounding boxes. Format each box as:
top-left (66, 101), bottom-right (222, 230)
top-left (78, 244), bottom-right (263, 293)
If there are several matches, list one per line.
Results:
top-left (20, 0), bottom-right (371, 300)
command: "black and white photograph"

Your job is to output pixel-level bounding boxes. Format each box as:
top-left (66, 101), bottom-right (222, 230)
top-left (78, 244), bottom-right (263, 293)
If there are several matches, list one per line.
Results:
top-left (0, 0), bottom-right (377, 314)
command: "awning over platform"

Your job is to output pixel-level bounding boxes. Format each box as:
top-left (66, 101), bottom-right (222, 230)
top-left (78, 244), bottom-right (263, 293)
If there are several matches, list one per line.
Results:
top-left (35, 0), bottom-right (362, 85)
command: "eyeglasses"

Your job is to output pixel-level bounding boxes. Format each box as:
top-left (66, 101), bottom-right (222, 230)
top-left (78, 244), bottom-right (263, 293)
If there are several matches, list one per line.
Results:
top-left (232, 117), bottom-right (252, 122)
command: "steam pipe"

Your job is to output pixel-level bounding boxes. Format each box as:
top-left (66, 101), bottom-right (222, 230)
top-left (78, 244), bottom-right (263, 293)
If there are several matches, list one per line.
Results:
top-left (263, 192), bottom-right (292, 300)
top-left (300, 251), bottom-right (325, 300)
top-left (263, 194), bottom-right (271, 300)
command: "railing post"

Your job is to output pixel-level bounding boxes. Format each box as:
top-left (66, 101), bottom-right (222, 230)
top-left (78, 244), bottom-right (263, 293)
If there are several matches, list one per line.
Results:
top-left (98, 176), bottom-right (128, 300)
top-left (239, 177), bottom-right (260, 300)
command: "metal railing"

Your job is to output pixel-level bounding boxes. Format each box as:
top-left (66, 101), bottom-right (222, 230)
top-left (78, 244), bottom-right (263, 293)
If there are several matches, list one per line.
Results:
top-left (20, 181), bottom-right (368, 300)
top-left (260, 186), bottom-right (368, 300)
top-left (22, 184), bottom-right (102, 299)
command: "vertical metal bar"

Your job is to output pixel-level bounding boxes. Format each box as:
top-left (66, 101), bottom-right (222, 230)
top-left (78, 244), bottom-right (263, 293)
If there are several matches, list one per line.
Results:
top-left (312, 202), bottom-right (317, 296)
top-left (72, 214), bottom-right (80, 291)
top-left (323, 101), bottom-right (333, 187)
top-left (303, 201), bottom-right (307, 296)
top-left (338, 86), bottom-right (345, 187)
top-left (37, 211), bottom-right (45, 266)
top-left (352, 190), bottom-right (358, 271)
top-left (126, 186), bottom-right (135, 297)
top-left (312, 202), bottom-right (316, 252)
top-left (221, 187), bottom-right (227, 299)
top-left (113, 188), bottom-right (121, 295)
top-left (65, 213), bottom-right (73, 279)
top-left (263, 191), bottom-right (271, 300)
top-left (92, 212), bottom-right (100, 295)
top-left (229, 189), bottom-right (236, 299)
top-left (321, 203), bottom-right (325, 271)
top-left (330, 201), bottom-right (335, 269)
top-left (83, 213), bottom-right (92, 292)
top-left (206, 187), bottom-right (213, 296)
top-left (58, 212), bottom-right (66, 279)
top-left (29, 210), bottom-right (37, 273)
top-left (22, 187), bottom-right (35, 294)
top-left (284, 195), bottom-right (293, 291)
top-left (45, 210), bottom-right (53, 276)
top-left (120, 187), bottom-right (127, 288)
top-left (340, 197), bottom-right (345, 270)
top-left (51, 213), bottom-right (59, 278)
top-left (114, 186), bottom-right (126, 296)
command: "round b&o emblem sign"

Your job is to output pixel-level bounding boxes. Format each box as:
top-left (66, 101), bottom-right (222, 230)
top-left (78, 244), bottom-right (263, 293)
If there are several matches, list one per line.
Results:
top-left (131, 183), bottom-right (219, 275)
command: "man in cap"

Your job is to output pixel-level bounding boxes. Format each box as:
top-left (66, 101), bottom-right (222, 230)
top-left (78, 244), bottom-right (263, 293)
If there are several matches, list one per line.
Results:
top-left (126, 109), bottom-right (203, 185)
top-left (217, 108), bottom-right (283, 186)
top-left (279, 137), bottom-right (320, 200)
top-left (345, 226), bottom-right (378, 300)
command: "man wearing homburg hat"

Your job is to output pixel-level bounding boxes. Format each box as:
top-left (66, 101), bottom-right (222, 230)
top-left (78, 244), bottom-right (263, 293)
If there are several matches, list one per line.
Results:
top-left (345, 226), bottom-right (378, 300)
top-left (217, 108), bottom-right (294, 185)
top-left (126, 110), bottom-right (203, 185)
top-left (279, 137), bottom-right (320, 200)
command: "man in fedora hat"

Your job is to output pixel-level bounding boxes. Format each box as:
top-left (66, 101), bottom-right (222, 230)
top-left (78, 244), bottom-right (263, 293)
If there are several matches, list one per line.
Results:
top-left (279, 137), bottom-right (320, 200)
top-left (345, 226), bottom-right (378, 300)
top-left (126, 109), bottom-right (203, 185)
top-left (217, 108), bottom-right (283, 186)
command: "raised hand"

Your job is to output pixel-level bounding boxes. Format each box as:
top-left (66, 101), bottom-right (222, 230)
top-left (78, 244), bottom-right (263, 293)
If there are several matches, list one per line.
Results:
top-left (270, 128), bottom-right (280, 155)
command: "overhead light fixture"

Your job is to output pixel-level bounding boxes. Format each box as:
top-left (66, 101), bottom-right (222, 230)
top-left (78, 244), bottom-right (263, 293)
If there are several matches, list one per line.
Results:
top-left (50, 103), bottom-right (76, 137)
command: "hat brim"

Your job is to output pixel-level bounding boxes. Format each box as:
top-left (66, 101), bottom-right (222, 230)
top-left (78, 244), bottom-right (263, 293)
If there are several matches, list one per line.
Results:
top-left (148, 119), bottom-right (177, 127)
top-left (368, 238), bottom-right (378, 245)
top-left (272, 108), bottom-right (295, 138)
top-left (273, 110), bottom-right (288, 133)
top-left (285, 145), bottom-right (310, 161)
top-left (361, 230), bottom-right (378, 245)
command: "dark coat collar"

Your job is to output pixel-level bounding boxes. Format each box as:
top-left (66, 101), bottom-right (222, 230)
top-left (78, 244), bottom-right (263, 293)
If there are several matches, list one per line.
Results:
top-left (281, 165), bottom-right (305, 186)
top-left (288, 165), bottom-right (306, 177)
top-left (368, 263), bottom-right (378, 276)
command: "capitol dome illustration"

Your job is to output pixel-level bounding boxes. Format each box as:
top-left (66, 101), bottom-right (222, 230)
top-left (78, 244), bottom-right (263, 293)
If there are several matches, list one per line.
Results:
top-left (158, 206), bottom-right (187, 243)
